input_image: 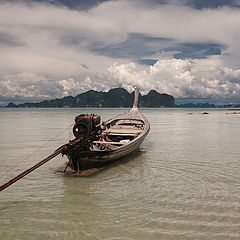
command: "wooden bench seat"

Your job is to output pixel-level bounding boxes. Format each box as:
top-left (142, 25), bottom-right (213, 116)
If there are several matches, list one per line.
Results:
top-left (103, 128), bottom-right (142, 135)
top-left (93, 141), bottom-right (125, 145)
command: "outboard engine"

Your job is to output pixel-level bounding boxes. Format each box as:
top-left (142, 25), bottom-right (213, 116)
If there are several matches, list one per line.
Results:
top-left (73, 113), bottom-right (101, 140)
top-left (62, 113), bottom-right (102, 171)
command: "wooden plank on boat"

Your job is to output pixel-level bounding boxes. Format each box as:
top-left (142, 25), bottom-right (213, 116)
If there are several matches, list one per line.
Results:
top-left (93, 141), bottom-right (125, 145)
top-left (108, 133), bottom-right (138, 136)
top-left (103, 128), bottom-right (142, 134)
top-left (115, 125), bottom-right (142, 129)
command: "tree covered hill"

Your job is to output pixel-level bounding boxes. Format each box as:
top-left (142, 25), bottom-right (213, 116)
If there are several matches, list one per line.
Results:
top-left (7, 88), bottom-right (175, 108)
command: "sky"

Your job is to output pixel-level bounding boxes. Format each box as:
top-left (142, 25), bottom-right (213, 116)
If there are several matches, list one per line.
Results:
top-left (0, 0), bottom-right (240, 105)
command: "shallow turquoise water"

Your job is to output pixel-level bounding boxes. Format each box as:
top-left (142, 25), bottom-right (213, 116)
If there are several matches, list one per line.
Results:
top-left (0, 108), bottom-right (240, 239)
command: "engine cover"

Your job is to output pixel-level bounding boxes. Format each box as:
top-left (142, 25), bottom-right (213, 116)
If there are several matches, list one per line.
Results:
top-left (73, 114), bottom-right (101, 139)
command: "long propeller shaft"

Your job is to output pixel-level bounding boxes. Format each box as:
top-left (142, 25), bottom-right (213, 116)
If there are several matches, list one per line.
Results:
top-left (0, 148), bottom-right (63, 192)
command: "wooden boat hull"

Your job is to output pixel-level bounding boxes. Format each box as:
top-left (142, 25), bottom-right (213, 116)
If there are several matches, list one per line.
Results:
top-left (66, 134), bottom-right (146, 170)
top-left (63, 89), bottom-right (150, 174)
top-left (0, 89), bottom-right (150, 191)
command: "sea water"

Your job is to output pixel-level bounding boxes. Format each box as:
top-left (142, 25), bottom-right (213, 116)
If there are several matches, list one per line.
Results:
top-left (0, 108), bottom-right (240, 240)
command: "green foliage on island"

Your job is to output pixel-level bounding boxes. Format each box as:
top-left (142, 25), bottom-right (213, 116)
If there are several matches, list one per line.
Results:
top-left (6, 88), bottom-right (175, 108)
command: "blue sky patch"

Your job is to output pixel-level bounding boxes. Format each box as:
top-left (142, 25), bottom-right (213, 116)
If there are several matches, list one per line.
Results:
top-left (88, 33), bottom-right (226, 61)
top-left (4, 0), bottom-right (240, 10)
top-left (164, 43), bottom-right (226, 59)
top-left (89, 33), bottom-right (172, 59)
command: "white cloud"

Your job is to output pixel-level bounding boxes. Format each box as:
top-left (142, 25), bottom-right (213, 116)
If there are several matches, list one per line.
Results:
top-left (1, 1), bottom-right (240, 69)
top-left (0, 72), bottom-right (63, 101)
top-left (0, 56), bottom-right (240, 104)
top-left (0, 1), bottom-right (240, 104)
top-left (107, 57), bottom-right (240, 103)
top-left (58, 77), bottom-right (95, 96)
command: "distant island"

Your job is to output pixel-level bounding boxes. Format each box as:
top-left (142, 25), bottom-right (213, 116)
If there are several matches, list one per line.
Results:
top-left (6, 88), bottom-right (175, 108)
top-left (178, 103), bottom-right (240, 108)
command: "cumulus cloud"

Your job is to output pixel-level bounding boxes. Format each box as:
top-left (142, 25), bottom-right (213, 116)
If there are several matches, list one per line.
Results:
top-left (0, 0), bottom-right (240, 105)
top-left (2, 56), bottom-right (239, 105)
top-left (107, 57), bottom-right (240, 104)
top-left (0, 72), bottom-right (64, 103)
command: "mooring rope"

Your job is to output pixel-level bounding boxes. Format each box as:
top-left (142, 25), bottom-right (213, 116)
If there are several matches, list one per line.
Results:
top-left (0, 123), bottom-right (74, 180)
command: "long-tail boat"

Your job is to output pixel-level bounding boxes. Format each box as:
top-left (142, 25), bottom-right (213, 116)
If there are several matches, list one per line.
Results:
top-left (61, 88), bottom-right (150, 175)
top-left (0, 88), bottom-right (150, 191)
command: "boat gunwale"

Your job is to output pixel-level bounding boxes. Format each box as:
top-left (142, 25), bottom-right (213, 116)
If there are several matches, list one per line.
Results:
top-left (89, 109), bottom-right (150, 156)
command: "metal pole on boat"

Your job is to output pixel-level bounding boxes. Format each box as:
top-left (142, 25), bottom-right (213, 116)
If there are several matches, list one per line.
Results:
top-left (132, 88), bottom-right (140, 109)
top-left (0, 147), bottom-right (63, 192)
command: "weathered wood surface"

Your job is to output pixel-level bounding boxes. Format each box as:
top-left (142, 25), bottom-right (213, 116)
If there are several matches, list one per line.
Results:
top-left (103, 128), bottom-right (142, 134)
top-left (93, 141), bottom-right (125, 145)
